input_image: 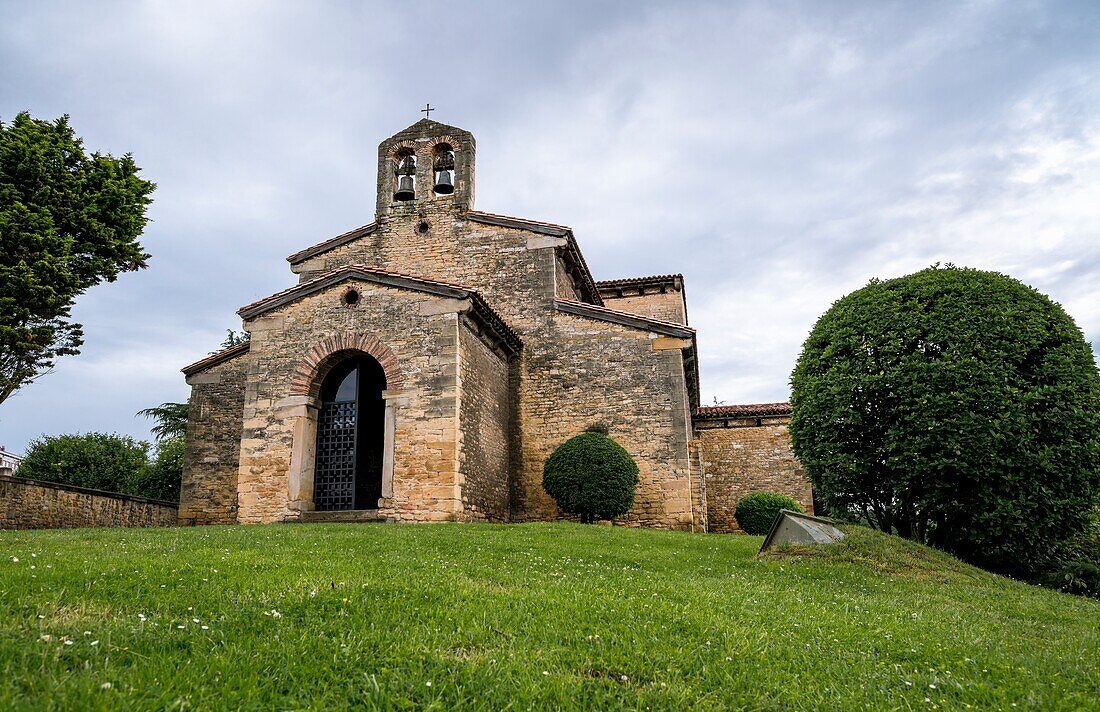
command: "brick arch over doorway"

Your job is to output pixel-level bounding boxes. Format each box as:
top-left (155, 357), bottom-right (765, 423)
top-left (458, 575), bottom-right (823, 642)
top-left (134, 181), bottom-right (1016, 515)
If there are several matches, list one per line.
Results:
top-left (289, 333), bottom-right (405, 397)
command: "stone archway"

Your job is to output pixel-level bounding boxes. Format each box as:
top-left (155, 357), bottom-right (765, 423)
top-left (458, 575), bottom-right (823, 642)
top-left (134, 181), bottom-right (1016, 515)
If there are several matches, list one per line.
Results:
top-left (290, 332), bottom-right (405, 398)
top-left (286, 333), bottom-right (404, 516)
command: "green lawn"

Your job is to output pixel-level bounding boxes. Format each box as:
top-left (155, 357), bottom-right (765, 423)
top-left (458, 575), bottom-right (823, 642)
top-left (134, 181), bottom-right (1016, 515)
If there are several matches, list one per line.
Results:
top-left (1, 522), bottom-right (1097, 710)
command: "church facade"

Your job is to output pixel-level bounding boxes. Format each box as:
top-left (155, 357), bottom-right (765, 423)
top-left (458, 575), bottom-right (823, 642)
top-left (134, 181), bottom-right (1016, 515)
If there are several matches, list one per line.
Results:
top-left (180, 119), bottom-right (810, 531)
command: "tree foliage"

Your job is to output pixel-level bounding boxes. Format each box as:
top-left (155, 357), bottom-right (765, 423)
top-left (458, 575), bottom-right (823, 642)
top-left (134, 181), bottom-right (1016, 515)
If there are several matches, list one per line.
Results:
top-left (0, 111), bottom-right (154, 405)
top-left (17, 432), bottom-right (150, 494)
top-left (734, 492), bottom-right (803, 535)
top-left (129, 436), bottom-right (184, 502)
top-left (137, 402), bottom-right (188, 441)
top-left (542, 432), bottom-right (639, 523)
top-left (216, 329), bottom-right (250, 352)
top-left (789, 265), bottom-right (1100, 576)
top-left (17, 431), bottom-right (181, 502)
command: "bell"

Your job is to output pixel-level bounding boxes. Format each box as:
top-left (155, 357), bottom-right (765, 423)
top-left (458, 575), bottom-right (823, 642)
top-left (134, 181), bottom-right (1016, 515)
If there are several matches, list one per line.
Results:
top-left (433, 170), bottom-right (454, 195)
top-left (394, 175), bottom-right (415, 201)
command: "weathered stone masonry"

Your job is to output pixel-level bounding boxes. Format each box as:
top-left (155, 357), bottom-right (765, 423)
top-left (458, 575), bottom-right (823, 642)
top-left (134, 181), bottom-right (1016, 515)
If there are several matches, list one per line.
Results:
top-left (694, 403), bottom-right (812, 533)
top-left (1, 475), bottom-right (178, 530)
top-left (180, 118), bottom-right (811, 531)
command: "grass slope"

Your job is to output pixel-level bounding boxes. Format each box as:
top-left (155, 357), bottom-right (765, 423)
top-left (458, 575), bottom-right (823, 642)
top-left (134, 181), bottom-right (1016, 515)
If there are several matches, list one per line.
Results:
top-left (1, 523), bottom-right (1097, 710)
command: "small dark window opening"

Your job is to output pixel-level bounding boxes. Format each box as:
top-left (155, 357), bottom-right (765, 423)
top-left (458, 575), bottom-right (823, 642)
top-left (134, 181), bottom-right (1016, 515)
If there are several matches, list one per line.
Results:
top-left (342, 289), bottom-right (360, 307)
top-left (313, 356), bottom-right (387, 511)
top-left (417, 220), bottom-right (430, 234)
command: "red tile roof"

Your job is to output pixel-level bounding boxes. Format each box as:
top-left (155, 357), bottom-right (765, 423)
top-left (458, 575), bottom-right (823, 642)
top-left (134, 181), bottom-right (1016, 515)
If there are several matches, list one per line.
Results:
top-left (554, 298), bottom-right (695, 337)
top-left (181, 341), bottom-right (251, 376)
top-left (235, 264), bottom-right (522, 355)
top-left (285, 223), bottom-right (377, 265)
top-left (597, 274), bottom-right (684, 290)
top-left (694, 402), bottom-right (792, 419)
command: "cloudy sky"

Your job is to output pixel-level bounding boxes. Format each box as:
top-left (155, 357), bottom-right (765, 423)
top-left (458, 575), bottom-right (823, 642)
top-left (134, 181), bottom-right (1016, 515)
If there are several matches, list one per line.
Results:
top-left (2, 0), bottom-right (1098, 455)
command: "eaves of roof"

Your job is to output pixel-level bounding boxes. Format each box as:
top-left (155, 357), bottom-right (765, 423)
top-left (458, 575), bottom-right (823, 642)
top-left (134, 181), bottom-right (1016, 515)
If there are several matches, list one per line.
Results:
top-left (467, 211), bottom-right (603, 306)
top-left (596, 274), bottom-right (684, 291)
top-left (286, 223), bottom-right (378, 265)
top-left (236, 265), bottom-right (522, 356)
top-left (693, 403), bottom-right (792, 420)
top-left (553, 299), bottom-right (694, 339)
top-left (181, 341), bottom-right (251, 376)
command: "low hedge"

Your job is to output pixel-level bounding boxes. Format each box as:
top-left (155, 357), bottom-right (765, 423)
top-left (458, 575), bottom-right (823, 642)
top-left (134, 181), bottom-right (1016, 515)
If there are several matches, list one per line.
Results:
top-left (734, 492), bottom-right (803, 535)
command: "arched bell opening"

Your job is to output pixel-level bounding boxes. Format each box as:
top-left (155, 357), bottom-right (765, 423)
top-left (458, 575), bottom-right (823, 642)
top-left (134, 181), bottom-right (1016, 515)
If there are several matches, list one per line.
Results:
top-left (432, 143), bottom-right (455, 196)
top-left (313, 354), bottom-right (387, 510)
top-left (393, 150), bottom-right (416, 202)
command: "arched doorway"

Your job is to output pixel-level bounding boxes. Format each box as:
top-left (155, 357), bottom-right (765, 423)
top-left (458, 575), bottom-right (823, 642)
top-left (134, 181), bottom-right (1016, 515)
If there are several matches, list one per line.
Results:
top-left (313, 355), bottom-right (387, 510)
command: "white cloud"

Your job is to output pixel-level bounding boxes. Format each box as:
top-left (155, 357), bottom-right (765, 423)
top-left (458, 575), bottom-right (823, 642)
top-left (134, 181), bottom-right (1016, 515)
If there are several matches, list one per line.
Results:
top-left (1, 0), bottom-right (1098, 451)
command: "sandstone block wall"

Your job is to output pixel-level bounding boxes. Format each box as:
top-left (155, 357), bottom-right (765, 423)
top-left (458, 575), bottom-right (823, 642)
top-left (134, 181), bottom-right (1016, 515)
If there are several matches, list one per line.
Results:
top-left (292, 211), bottom-right (553, 334)
top-left (457, 321), bottom-right (513, 521)
top-left (695, 417), bottom-right (812, 533)
top-left (238, 284), bottom-right (464, 523)
top-left (516, 310), bottom-right (697, 530)
top-left (0, 475), bottom-right (177, 530)
top-left (180, 353), bottom-right (247, 525)
top-left (287, 212), bottom-right (700, 529)
top-left (600, 290), bottom-right (687, 325)
top-left (555, 256), bottom-right (581, 300)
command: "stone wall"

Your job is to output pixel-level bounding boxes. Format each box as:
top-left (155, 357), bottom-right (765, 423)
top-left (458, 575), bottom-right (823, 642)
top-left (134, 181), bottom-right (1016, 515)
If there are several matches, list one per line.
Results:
top-left (282, 212), bottom-right (703, 528)
top-left (555, 255), bottom-right (580, 300)
top-left (695, 416), bottom-right (812, 533)
top-left (0, 475), bottom-right (177, 530)
top-left (600, 290), bottom-right (687, 325)
top-left (598, 277), bottom-right (688, 325)
top-left (457, 320), bottom-right (513, 521)
top-left (237, 284), bottom-right (464, 523)
top-left (180, 350), bottom-right (247, 525)
top-left (291, 211), bottom-right (555, 334)
top-left (516, 308), bottom-right (698, 530)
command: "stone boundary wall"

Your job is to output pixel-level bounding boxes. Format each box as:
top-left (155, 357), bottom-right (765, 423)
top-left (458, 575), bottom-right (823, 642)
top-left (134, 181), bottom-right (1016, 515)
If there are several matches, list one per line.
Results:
top-left (695, 415), bottom-right (812, 534)
top-left (0, 475), bottom-right (178, 530)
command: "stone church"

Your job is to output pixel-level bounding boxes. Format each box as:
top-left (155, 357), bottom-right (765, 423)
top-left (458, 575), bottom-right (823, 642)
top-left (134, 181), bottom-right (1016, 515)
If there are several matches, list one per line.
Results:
top-left (180, 119), bottom-right (810, 532)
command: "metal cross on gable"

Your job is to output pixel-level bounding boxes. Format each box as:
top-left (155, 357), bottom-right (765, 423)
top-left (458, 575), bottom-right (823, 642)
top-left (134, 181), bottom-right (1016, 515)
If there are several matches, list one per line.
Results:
top-left (421, 103), bottom-right (434, 118)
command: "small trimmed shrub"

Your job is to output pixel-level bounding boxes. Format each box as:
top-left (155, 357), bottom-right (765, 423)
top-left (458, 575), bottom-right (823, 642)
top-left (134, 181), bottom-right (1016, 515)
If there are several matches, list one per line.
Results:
top-left (542, 432), bottom-right (639, 523)
top-left (734, 492), bottom-right (803, 535)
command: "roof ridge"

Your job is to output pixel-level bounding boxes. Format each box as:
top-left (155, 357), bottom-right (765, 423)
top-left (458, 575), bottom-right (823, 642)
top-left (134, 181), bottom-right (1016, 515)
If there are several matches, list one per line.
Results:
top-left (286, 222), bottom-right (377, 265)
top-left (466, 210), bottom-right (572, 232)
top-left (181, 340), bottom-right (250, 376)
top-left (555, 298), bottom-right (695, 334)
top-left (694, 403), bottom-right (792, 418)
top-left (597, 274), bottom-right (684, 288)
top-left (234, 264), bottom-right (522, 355)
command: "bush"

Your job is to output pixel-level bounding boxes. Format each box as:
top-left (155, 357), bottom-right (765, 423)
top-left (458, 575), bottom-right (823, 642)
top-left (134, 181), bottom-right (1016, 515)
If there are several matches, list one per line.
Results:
top-left (128, 436), bottom-right (183, 502)
top-left (734, 492), bottom-right (803, 535)
top-left (17, 432), bottom-right (149, 493)
top-left (790, 265), bottom-right (1100, 576)
top-left (542, 432), bottom-right (639, 523)
top-left (1040, 561), bottom-right (1100, 599)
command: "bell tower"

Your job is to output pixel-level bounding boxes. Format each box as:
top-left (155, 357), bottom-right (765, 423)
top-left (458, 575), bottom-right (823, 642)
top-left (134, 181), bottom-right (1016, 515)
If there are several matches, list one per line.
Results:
top-left (375, 119), bottom-right (476, 219)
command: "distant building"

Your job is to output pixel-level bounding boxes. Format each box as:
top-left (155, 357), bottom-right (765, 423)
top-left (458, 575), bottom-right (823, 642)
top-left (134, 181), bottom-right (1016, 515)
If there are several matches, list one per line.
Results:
top-left (0, 447), bottom-right (23, 477)
top-left (180, 119), bottom-right (810, 531)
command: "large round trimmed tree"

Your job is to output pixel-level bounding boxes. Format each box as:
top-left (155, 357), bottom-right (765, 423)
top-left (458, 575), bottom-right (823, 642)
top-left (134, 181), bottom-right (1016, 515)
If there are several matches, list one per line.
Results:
top-left (790, 265), bottom-right (1100, 576)
top-left (542, 432), bottom-right (639, 523)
